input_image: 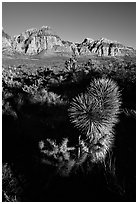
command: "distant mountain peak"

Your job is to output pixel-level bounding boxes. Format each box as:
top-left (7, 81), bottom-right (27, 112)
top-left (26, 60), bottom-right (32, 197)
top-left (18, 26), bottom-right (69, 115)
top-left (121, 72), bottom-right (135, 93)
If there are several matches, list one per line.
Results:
top-left (2, 27), bottom-right (136, 58)
top-left (41, 25), bottom-right (52, 30)
top-left (25, 27), bottom-right (38, 33)
top-left (2, 29), bottom-right (11, 40)
top-left (2, 29), bottom-right (13, 56)
top-left (21, 26), bottom-right (59, 39)
top-left (98, 37), bottom-right (116, 44)
top-left (82, 38), bottom-right (94, 44)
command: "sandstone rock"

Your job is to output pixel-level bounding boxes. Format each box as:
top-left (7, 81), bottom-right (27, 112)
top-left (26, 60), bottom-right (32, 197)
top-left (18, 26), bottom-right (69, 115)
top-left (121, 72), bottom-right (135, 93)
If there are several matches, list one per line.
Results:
top-left (2, 30), bottom-right (13, 56)
top-left (2, 26), bottom-right (136, 58)
top-left (79, 37), bottom-right (135, 57)
top-left (12, 26), bottom-right (72, 56)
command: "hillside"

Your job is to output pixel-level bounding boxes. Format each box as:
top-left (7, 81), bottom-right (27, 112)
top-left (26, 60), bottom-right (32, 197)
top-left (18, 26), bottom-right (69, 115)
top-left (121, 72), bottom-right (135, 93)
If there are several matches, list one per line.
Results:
top-left (2, 26), bottom-right (136, 58)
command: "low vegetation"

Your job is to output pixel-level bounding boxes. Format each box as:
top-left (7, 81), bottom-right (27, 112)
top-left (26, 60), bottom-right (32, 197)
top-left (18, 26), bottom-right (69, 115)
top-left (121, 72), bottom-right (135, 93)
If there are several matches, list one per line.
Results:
top-left (2, 55), bottom-right (136, 201)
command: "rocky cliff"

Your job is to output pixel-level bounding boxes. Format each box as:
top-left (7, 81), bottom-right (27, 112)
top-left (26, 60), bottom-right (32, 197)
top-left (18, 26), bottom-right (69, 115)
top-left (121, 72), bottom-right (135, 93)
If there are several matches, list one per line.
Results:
top-left (76, 37), bottom-right (135, 57)
top-left (11, 26), bottom-right (76, 57)
top-left (2, 29), bottom-right (13, 56)
top-left (2, 26), bottom-right (136, 58)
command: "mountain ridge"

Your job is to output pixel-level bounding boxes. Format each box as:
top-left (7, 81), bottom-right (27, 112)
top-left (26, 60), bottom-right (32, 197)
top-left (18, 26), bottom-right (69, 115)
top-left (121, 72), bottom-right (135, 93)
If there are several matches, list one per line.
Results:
top-left (2, 26), bottom-right (136, 58)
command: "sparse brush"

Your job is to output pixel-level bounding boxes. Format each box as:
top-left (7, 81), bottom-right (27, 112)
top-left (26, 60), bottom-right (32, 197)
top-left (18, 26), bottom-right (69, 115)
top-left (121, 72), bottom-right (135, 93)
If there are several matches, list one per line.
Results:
top-left (2, 163), bottom-right (21, 202)
top-left (27, 88), bottom-right (64, 105)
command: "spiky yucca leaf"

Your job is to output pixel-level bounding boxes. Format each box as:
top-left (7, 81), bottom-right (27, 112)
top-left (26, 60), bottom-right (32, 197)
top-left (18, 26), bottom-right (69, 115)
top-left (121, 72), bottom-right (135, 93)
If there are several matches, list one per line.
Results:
top-left (88, 78), bottom-right (121, 130)
top-left (69, 78), bottom-right (121, 139)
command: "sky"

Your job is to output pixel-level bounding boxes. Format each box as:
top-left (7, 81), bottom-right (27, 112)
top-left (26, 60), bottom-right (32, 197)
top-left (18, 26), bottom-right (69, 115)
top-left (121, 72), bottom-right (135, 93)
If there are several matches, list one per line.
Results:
top-left (2, 2), bottom-right (136, 48)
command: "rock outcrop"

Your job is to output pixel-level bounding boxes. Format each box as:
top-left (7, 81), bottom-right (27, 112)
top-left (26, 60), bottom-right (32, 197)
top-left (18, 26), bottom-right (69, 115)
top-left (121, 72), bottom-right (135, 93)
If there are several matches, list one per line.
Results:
top-left (12, 26), bottom-right (74, 57)
top-left (76, 37), bottom-right (135, 57)
top-left (2, 29), bottom-right (13, 56)
top-left (2, 26), bottom-right (136, 58)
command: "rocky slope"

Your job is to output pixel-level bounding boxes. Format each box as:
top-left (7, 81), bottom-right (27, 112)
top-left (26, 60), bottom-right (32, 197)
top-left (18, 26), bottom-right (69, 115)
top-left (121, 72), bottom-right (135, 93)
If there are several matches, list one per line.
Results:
top-left (2, 26), bottom-right (136, 58)
top-left (76, 37), bottom-right (135, 57)
top-left (2, 29), bottom-right (13, 56)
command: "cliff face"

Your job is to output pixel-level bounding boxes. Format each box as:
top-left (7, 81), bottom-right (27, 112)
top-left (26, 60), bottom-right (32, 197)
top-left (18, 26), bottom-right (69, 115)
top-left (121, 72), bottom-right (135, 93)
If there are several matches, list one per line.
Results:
top-left (2, 26), bottom-right (136, 58)
top-left (76, 38), bottom-right (135, 57)
top-left (2, 30), bottom-right (13, 55)
top-left (12, 26), bottom-right (75, 56)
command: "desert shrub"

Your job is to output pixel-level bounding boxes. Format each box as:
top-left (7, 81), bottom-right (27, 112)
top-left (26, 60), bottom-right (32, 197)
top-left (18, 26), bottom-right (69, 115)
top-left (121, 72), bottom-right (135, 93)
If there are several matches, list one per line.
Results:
top-left (38, 78), bottom-right (121, 178)
top-left (2, 163), bottom-right (22, 202)
top-left (68, 78), bottom-right (121, 163)
top-left (2, 66), bottom-right (22, 88)
top-left (30, 88), bottom-right (65, 105)
top-left (2, 56), bottom-right (135, 201)
top-left (65, 56), bottom-right (77, 72)
top-left (69, 78), bottom-right (121, 137)
top-left (39, 138), bottom-right (76, 176)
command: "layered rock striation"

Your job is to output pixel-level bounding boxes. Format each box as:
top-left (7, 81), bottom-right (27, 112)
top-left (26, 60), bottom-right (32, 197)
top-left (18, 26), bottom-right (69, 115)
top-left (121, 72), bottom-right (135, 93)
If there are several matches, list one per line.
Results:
top-left (2, 26), bottom-right (135, 57)
top-left (76, 37), bottom-right (135, 57)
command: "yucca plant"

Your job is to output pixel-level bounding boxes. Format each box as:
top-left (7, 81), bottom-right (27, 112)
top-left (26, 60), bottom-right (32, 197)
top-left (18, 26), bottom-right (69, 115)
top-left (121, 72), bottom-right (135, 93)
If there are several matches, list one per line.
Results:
top-left (38, 78), bottom-right (121, 176)
top-left (69, 78), bottom-right (121, 139)
top-left (68, 78), bottom-right (121, 163)
top-left (87, 78), bottom-right (121, 134)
